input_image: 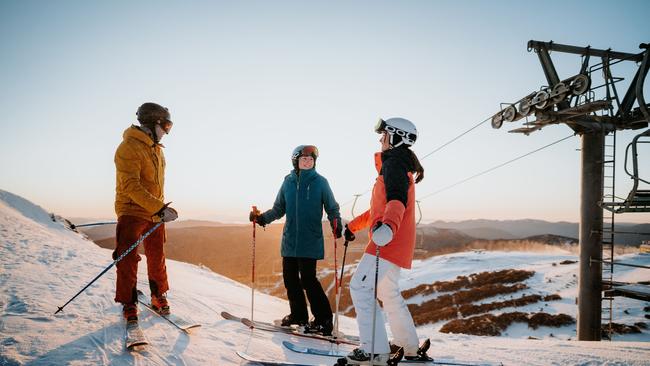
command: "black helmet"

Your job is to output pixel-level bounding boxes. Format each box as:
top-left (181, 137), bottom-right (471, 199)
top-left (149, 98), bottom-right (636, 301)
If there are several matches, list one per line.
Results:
top-left (136, 102), bottom-right (172, 126)
top-left (291, 145), bottom-right (318, 170)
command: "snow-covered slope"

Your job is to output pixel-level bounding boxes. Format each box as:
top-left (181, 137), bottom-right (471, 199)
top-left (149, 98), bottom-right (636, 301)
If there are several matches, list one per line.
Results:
top-left (1, 190), bottom-right (649, 365)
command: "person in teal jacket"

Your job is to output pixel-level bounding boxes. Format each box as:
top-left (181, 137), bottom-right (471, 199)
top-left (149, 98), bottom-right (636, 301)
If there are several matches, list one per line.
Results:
top-left (250, 145), bottom-right (342, 336)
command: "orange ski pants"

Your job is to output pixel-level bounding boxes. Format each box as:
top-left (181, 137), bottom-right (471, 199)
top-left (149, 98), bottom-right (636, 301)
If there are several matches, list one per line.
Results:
top-left (114, 215), bottom-right (169, 304)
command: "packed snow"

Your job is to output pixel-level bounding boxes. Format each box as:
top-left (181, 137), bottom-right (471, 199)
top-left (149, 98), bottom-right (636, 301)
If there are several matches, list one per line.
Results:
top-left (1, 189), bottom-right (649, 365)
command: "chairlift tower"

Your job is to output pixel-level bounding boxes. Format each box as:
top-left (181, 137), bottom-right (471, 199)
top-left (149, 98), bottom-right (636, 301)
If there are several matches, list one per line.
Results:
top-left (492, 40), bottom-right (649, 341)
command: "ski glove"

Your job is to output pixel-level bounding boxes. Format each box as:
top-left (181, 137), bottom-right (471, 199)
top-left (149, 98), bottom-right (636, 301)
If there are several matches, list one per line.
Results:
top-left (249, 210), bottom-right (266, 227)
top-left (344, 224), bottom-right (356, 242)
top-left (158, 206), bottom-right (178, 222)
top-left (330, 217), bottom-right (342, 239)
top-left (371, 221), bottom-right (393, 247)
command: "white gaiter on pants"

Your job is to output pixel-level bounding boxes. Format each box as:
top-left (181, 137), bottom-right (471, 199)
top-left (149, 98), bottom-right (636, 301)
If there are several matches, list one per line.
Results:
top-left (350, 253), bottom-right (419, 355)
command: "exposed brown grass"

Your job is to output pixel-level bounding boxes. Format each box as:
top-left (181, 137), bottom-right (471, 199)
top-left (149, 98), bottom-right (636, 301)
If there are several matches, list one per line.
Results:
top-left (459, 294), bottom-right (560, 318)
top-left (559, 260), bottom-right (577, 265)
top-left (402, 269), bottom-right (534, 299)
top-left (602, 322), bottom-right (643, 336)
top-left (440, 312), bottom-right (575, 336)
top-left (408, 283), bottom-right (529, 325)
top-left (528, 313), bottom-right (574, 329)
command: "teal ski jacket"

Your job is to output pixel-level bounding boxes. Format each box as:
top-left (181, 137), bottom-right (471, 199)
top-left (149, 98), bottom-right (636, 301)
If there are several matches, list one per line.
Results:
top-left (261, 168), bottom-right (341, 259)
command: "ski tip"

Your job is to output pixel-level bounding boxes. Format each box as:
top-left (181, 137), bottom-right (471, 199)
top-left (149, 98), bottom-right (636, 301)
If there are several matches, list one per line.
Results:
top-left (241, 318), bottom-right (254, 328)
top-left (127, 344), bottom-right (148, 352)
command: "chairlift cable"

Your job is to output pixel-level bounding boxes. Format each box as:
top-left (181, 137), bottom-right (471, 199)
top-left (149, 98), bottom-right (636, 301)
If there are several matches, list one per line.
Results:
top-left (417, 134), bottom-right (575, 202)
top-left (419, 116), bottom-right (492, 160)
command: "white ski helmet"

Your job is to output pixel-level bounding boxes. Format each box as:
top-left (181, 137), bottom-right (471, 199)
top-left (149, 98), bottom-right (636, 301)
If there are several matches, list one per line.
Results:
top-left (375, 117), bottom-right (417, 147)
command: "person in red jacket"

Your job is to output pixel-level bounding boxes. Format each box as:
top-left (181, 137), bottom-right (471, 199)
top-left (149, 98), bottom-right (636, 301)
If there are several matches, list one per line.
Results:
top-left (343, 117), bottom-right (425, 365)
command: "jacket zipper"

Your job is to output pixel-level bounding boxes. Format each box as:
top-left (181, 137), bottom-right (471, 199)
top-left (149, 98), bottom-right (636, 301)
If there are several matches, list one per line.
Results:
top-left (151, 147), bottom-right (160, 189)
top-left (295, 173), bottom-right (300, 257)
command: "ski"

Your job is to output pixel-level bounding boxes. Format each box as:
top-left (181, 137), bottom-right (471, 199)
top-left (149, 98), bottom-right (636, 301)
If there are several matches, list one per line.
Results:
top-left (282, 341), bottom-right (500, 366)
top-left (136, 290), bottom-right (201, 333)
top-left (241, 317), bottom-right (359, 346)
top-left (223, 311), bottom-right (359, 345)
top-left (221, 311), bottom-right (244, 322)
top-left (222, 311), bottom-right (303, 332)
top-left (283, 340), bottom-right (344, 357)
top-left (125, 320), bottom-right (148, 350)
top-left (236, 350), bottom-right (324, 366)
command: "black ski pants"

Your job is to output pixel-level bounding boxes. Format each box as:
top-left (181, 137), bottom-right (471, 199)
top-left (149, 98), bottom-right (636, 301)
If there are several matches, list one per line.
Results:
top-left (282, 257), bottom-right (332, 323)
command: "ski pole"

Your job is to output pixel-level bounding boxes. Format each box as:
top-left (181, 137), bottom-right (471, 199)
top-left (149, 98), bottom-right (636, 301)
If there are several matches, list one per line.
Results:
top-left (70, 221), bottom-right (117, 230)
top-left (370, 245), bottom-right (380, 366)
top-left (251, 205), bottom-right (260, 323)
top-left (332, 219), bottom-right (338, 318)
top-left (333, 239), bottom-right (349, 339)
top-left (54, 221), bottom-right (163, 315)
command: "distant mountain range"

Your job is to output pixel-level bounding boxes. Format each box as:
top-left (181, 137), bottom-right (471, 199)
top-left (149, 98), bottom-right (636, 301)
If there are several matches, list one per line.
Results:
top-left (78, 217), bottom-right (649, 247)
top-left (426, 219), bottom-right (649, 245)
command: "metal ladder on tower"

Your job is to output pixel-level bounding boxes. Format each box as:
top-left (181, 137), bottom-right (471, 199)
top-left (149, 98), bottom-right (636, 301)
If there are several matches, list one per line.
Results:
top-left (601, 129), bottom-right (616, 340)
top-left (599, 54), bottom-right (621, 340)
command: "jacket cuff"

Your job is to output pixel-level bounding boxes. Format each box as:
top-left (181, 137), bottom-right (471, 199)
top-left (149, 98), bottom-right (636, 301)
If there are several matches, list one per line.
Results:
top-left (382, 200), bottom-right (405, 233)
top-left (348, 209), bottom-right (370, 232)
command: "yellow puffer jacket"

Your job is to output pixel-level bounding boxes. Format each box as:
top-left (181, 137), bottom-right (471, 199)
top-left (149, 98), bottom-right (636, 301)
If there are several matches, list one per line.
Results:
top-left (114, 125), bottom-right (165, 222)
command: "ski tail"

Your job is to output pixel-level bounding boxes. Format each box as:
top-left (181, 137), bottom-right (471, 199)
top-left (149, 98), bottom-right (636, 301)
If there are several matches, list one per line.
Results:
top-left (125, 320), bottom-right (148, 350)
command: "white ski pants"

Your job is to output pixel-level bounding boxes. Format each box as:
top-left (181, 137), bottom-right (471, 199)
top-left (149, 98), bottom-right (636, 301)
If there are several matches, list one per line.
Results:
top-left (350, 253), bottom-right (419, 355)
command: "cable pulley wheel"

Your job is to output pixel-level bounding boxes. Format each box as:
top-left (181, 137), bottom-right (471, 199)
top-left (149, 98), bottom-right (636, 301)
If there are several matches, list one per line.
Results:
top-left (503, 105), bottom-right (517, 122)
top-left (533, 90), bottom-right (550, 109)
top-left (491, 114), bottom-right (503, 129)
top-left (518, 98), bottom-right (533, 116)
top-left (570, 74), bottom-right (590, 95)
top-left (551, 82), bottom-right (568, 104)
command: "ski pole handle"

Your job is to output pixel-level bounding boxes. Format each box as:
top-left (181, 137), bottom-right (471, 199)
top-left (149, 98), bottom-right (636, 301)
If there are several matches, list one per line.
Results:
top-left (251, 205), bottom-right (261, 227)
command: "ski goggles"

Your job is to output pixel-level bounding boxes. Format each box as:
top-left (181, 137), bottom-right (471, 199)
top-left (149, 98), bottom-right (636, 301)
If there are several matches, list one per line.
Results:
top-left (292, 145), bottom-right (319, 159)
top-left (374, 118), bottom-right (388, 134)
top-left (374, 118), bottom-right (412, 139)
top-left (158, 119), bottom-right (173, 134)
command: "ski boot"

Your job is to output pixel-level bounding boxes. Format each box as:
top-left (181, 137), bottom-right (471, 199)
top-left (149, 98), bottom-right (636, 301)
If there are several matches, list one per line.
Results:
top-left (280, 313), bottom-right (308, 327)
top-left (123, 303), bottom-right (138, 323)
top-left (304, 318), bottom-right (333, 336)
top-left (390, 338), bottom-right (432, 362)
top-left (151, 293), bottom-right (171, 315)
top-left (335, 347), bottom-right (403, 366)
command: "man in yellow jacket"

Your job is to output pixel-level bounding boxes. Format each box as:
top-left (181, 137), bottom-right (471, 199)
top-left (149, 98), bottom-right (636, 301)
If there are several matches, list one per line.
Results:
top-left (114, 102), bottom-right (178, 322)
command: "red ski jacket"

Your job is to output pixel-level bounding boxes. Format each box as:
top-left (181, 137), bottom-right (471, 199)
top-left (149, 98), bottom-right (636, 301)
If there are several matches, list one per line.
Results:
top-left (348, 149), bottom-right (416, 269)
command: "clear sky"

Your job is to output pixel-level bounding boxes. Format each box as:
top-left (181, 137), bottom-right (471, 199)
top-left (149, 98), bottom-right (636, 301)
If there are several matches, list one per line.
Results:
top-left (1, 0), bottom-right (649, 224)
